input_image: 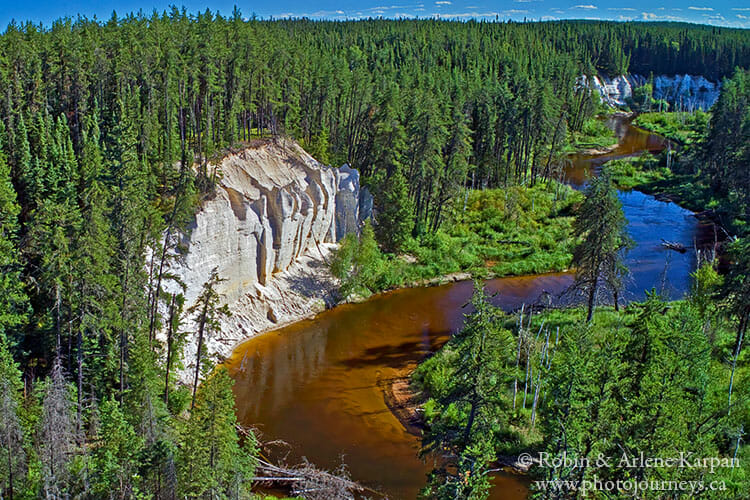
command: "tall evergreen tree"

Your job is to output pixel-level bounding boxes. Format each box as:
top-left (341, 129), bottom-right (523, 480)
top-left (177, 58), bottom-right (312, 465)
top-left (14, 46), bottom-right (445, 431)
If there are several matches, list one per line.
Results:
top-left (571, 173), bottom-right (632, 322)
top-left (178, 367), bottom-right (256, 499)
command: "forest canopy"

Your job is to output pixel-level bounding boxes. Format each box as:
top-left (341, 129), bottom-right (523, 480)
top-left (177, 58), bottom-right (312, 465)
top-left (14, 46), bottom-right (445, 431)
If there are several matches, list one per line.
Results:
top-left (0, 11), bottom-right (749, 499)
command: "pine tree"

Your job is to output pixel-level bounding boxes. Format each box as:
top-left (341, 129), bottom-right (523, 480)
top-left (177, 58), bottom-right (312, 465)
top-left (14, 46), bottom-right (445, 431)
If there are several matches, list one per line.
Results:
top-left (0, 122), bottom-right (28, 348)
top-left (374, 165), bottom-right (413, 253)
top-left (39, 359), bottom-right (79, 498)
top-left (188, 269), bottom-right (230, 409)
top-left (419, 282), bottom-right (512, 500)
top-left (91, 398), bottom-right (144, 498)
top-left (178, 367), bottom-right (256, 499)
top-left (571, 173), bottom-right (632, 322)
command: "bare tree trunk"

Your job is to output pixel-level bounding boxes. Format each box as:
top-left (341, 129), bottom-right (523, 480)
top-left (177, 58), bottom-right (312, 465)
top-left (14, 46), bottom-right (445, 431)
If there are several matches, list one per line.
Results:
top-left (512, 306), bottom-right (524, 411)
top-left (191, 298), bottom-right (211, 410)
top-left (531, 371), bottom-right (542, 427)
top-left (586, 275), bottom-right (599, 323)
top-left (728, 316), bottom-right (746, 415)
top-left (164, 294), bottom-right (176, 406)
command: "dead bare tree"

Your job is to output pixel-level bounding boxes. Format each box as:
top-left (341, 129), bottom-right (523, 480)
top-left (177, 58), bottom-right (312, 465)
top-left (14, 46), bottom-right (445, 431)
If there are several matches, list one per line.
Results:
top-left (0, 367), bottom-right (25, 500)
top-left (39, 359), bottom-right (79, 499)
top-left (253, 457), bottom-right (365, 500)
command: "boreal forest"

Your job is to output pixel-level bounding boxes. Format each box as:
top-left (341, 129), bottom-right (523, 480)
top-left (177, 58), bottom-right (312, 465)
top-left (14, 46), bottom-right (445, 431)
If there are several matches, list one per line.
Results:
top-left (0, 10), bottom-right (749, 500)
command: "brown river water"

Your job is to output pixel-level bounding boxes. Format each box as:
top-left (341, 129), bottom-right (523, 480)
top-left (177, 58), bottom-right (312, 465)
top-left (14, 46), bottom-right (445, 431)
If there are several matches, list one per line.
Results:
top-left (226, 117), bottom-right (703, 499)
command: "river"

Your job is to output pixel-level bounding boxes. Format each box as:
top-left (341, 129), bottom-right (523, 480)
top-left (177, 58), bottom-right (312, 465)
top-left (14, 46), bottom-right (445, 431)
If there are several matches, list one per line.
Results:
top-left (226, 117), bottom-right (701, 499)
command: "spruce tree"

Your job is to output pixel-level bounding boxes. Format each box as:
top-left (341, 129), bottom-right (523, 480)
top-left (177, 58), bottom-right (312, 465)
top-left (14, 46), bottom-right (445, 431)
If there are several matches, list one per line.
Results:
top-left (571, 173), bottom-right (632, 322)
top-left (178, 367), bottom-right (256, 499)
top-left (0, 122), bottom-right (28, 347)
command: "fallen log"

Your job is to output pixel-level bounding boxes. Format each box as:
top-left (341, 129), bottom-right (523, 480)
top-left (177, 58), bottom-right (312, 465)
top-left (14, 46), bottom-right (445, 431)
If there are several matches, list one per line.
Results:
top-left (254, 457), bottom-right (366, 500)
top-left (661, 239), bottom-right (687, 253)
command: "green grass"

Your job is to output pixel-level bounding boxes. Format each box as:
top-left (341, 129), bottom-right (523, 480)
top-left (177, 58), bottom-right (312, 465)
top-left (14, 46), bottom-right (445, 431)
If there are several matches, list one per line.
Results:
top-left (634, 174), bottom-right (722, 213)
top-left (567, 117), bottom-right (618, 151)
top-left (402, 181), bottom-right (582, 281)
top-left (604, 154), bottom-right (671, 190)
top-left (603, 153), bottom-right (720, 214)
top-left (332, 181), bottom-right (583, 298)
top-left (633, 111), bottom-right (710, 145)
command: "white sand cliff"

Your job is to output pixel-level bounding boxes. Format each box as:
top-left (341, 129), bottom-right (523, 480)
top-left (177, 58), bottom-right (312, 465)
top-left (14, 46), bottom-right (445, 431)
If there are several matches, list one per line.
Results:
top-left (166, 138), bottom-right (367, 382)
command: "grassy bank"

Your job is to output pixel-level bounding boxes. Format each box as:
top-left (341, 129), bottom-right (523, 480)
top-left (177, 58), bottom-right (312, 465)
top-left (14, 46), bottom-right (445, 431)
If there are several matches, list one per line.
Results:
top-left (633, 111), bottom-right (709, 144)
top-left (331, 181), bottom-right (583, 298)
top-left (406, 182), bottom-right (582, 277)
top-left (605, 155), bottom-right (719, 214)
top-left (566, 116), bottom-right (618, 152)
top-left (605, 111), bottom-right (721, 214)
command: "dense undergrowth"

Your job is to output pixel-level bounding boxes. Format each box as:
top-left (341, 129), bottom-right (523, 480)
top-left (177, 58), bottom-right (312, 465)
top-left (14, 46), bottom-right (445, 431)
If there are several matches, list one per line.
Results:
top-left (605, 112), bottom-right (734, 217)
top-left (603, 153), bottom-right (671, 190)
top-left (633, 111), bottom-right (710, 144)
top-left (413, 272), bottom-right (749, 498)
top-left (566, 116), bottom-right (618, 152)
top-left (331, 181), bottom-right (582, 299)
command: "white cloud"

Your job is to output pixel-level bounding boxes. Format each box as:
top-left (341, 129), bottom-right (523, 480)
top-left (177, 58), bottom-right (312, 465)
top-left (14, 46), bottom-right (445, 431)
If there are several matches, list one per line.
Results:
top-left (435, 1), bottom-right (452, 4)
top-left (435, 9), bottom-right (531, 18)
top-left (607, 7), bottom-right (636, 11)
top-left (737, 14), bottom-right (750, 19)
top-left (310, 9), bottom-right (347, 16)
top-left (641, 11), bottom-right (687, 21)
top-left (732, 8), bottom-right (750, 11)
top-left (687, 6), bottom-right (713, 11)
top-left (571, 5), bottom-right (597, 10)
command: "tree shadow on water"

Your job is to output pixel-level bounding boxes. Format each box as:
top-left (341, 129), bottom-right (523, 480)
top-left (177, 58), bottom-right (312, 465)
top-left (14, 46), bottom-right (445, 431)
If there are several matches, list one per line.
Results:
top-left (339, 337), bottom-right (448, 369)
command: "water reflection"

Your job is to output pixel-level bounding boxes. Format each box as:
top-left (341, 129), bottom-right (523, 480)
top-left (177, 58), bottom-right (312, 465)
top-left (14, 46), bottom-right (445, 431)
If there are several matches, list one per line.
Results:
top-left (228, 118), bottom-right (699, 499)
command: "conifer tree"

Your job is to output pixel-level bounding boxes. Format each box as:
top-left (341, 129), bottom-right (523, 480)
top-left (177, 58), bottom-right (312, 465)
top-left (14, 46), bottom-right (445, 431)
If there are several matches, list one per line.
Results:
top-left (0, 122), bottom-right (28, 348)
top-left (178, 367), bottom-right (256, 499)
top-left (39, 359), bottom-right (78, 498)
top-left (91, 398), bottom-right (143, 498)
top-left (188, 269), bottom-right (230, 409)
top-left (571, 173), bottom-right (632, 322)
top-left (419, 283), bottom-right (512, 500)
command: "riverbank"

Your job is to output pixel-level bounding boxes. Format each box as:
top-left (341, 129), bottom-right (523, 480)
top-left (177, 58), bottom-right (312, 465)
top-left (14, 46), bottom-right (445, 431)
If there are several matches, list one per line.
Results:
top-left (632, 111), bottom-right (709, 145)
top-left (331, 181), bottom-right (583, 302)
top-left (566, 115), bottom-right (620, 153)
top-left (227, 115), bottom-right (713, 500)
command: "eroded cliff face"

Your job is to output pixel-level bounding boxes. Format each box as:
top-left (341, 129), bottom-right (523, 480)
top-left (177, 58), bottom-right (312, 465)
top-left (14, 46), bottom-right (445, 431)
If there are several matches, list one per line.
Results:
top-left (167, 138), bottom-right (362, 382)
top-left (586, 73), bottom-right (720, 110)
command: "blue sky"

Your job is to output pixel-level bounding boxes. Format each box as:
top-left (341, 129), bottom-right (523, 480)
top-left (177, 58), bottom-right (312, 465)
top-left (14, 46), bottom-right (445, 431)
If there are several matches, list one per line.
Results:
top-left (1, 0), bottom-right (749, 29)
